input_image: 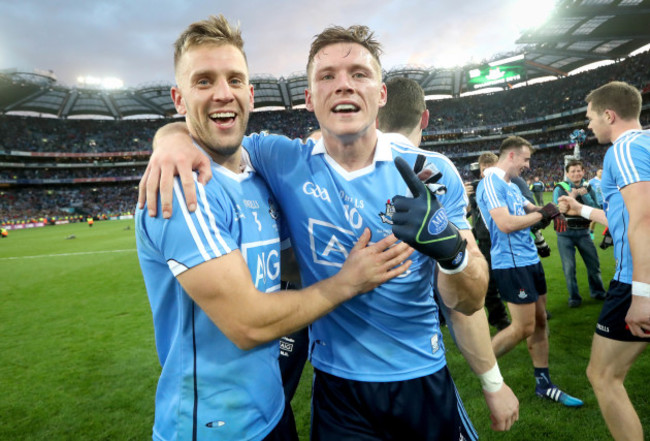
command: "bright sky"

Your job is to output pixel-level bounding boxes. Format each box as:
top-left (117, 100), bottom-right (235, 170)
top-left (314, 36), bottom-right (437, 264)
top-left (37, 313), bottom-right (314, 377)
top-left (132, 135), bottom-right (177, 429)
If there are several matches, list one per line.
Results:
top-left (0, 0), bottom-right (558, 88)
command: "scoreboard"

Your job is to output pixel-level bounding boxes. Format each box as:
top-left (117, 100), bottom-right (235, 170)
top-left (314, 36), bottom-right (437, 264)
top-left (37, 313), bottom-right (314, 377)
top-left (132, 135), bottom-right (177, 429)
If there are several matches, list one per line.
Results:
top-left (466, 55), bottom-right (527, 90)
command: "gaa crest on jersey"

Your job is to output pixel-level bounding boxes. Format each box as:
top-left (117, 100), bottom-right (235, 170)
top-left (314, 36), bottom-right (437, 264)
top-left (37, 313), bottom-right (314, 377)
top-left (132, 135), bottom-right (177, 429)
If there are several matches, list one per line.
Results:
top-left (378, 199), bottom-right (395, 225)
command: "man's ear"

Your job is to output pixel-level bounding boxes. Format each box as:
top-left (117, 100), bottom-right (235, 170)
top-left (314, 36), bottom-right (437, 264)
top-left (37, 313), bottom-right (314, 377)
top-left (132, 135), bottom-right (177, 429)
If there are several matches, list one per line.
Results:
top-left (304, 88), bottom-right (314, 112)
top-left (604, 109), bottom-right (616, 125)
top-left (420, 109), bottom-right (430, 130)
top-left (249, 84), bottom-right (255, 111)
top-left (378, 82), bottom-right (387, 108)
top-left (171, 87), bottom-right (187, 115)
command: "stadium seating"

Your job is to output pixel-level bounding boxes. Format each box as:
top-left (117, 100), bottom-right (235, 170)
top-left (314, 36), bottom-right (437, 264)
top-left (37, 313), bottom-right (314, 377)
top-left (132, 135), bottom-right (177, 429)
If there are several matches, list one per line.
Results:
top-left (1, 50), bottom-right (649, 226)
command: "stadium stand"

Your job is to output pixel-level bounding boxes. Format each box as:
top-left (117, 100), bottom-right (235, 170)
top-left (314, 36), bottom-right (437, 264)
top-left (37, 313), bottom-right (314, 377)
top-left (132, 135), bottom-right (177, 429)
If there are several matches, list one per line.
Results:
top-left (1, 49), bottom-right (649, 227)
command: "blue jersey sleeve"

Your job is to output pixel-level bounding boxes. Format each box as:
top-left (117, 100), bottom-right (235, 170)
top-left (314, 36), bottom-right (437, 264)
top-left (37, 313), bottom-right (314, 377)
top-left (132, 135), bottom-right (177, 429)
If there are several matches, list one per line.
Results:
top-left (480, 173), bottom-right (507, 211)
top-left (434, 158), bottom-right (470, 230)
top-left (611, 137), bottom-right (650, 188)
top-left (140, 176), bottom-right (238, 276)
top-left (242, 132), bottom-right (306, 189)
top-left (552, 185), bottom-right (563, 204)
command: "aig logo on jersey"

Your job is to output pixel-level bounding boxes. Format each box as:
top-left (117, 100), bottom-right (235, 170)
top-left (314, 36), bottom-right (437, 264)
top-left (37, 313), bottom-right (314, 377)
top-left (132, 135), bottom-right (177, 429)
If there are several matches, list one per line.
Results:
top-left (240, 239), bottom-right (281, 291)
top-left (303, 182), bottom-right (331, 202)
top-left (307, 218), bottom-right (355, 268)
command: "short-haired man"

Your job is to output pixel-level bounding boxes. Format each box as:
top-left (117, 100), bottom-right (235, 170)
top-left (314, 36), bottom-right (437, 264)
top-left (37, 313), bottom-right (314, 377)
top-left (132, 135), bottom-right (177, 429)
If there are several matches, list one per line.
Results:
top-left (530, 176), bottom-right (545, 205)
top-left (378, 77), bottom-right (519, 432)
top-left (559, 81), bottom-right (650, 441)
top-left (553, 159), bottom-right (607, 307)
top-left (139, 25), bottom-right (489, 440)
top-left (135, 17), bottom-right (412, 441)
top-left (465, 152), bottom-right (511, 330)
top-left (589, 168), bottom-right (604, 207)
top-left (476, 136), bottom-right (584, 407)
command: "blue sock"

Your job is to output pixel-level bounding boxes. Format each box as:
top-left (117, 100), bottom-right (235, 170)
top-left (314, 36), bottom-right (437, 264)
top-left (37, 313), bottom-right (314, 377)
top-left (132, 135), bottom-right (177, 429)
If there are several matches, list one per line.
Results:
top-left (534, 367), bottom-right (551, 389)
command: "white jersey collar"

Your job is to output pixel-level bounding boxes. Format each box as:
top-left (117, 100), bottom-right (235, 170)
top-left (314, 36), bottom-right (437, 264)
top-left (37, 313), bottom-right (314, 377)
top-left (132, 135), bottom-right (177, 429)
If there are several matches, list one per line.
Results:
top-left (614, 128), bottom-right (644, 143)
top-left (311, 130), bottom-right (394, 162)
top-left (192, 139), bottom-right (253, 183)
top-left (483, 166), bottom-right (505, 180)
top-left (310, 129), bottom-right (393, 181)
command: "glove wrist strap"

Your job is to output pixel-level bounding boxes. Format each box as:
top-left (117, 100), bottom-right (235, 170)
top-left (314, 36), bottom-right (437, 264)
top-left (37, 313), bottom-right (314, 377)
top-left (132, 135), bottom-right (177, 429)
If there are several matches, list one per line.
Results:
top-left (438, 251), bottom-right (469, 275)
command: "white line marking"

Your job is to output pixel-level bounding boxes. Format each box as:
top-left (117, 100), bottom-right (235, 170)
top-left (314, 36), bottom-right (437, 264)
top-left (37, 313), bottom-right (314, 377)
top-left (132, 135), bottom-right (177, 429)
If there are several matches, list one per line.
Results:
top-left (0, 249), bottom-right (136, 261)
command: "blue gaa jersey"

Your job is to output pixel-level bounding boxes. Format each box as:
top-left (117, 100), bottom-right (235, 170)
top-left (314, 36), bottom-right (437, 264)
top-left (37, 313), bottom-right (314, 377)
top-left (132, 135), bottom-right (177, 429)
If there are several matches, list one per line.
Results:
top-left (602, 129), bottom-right (650, 284)
top-left (476, 167), bottom-right (539, 269)
top-left (242, 130), bottom-right (469, 382)
top-left (135, 157), bottom-right (285, 441)
top-left (589, 176), bottom-right (603, 207)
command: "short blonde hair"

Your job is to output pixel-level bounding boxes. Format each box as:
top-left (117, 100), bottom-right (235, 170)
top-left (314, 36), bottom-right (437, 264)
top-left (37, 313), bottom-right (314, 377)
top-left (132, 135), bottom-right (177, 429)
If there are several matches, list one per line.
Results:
top-left (478, 152), bottom-right (498, 166)
top-left (173, 15), bottom-right (246, 73)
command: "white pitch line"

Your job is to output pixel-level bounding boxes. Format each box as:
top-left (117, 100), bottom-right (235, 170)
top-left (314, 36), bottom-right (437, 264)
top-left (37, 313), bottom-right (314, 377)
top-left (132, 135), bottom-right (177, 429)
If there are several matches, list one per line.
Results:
top-left (0, 249), bottom-right (136, 261)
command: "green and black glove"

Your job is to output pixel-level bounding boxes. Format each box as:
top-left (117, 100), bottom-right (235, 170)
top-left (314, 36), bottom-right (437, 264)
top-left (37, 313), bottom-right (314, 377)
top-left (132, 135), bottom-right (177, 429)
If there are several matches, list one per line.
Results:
top-left (391, 156), bottom-right (467, 271)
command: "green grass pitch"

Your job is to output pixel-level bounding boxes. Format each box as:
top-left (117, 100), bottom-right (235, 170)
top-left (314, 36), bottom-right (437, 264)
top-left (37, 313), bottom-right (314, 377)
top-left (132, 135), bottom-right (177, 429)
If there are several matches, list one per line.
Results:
top-left (0, 213), bottom-right (647, 440)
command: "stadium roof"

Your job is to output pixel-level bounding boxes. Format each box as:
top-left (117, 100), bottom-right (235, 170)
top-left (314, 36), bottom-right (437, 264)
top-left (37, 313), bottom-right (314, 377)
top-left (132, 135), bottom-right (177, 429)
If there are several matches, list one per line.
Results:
top-left (1, 0), bottom-right (649, 119)
top-left (516, 0), bottom-right (650, 76)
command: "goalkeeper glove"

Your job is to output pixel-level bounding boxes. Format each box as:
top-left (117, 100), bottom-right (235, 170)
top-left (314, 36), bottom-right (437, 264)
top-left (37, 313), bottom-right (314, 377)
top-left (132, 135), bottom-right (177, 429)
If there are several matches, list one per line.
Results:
top-left (391, 156), bottom-right (467, 271)
top-left (540, 202), bottom-right (567, 233)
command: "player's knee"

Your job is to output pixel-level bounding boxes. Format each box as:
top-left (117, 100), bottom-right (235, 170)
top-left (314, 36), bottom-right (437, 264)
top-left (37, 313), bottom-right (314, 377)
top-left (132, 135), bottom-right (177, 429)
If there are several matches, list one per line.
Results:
top-left (586, 360), bottom-right (612, 390)
top-left (586, 362), bottom-right (606, 392)
top-left (509, 322), bottom-right (534, 341)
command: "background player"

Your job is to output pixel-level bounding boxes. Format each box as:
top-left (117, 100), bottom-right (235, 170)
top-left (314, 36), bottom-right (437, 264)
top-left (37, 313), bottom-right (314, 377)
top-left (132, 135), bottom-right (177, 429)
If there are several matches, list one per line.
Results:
top-left (476, 136), bottom-right (584, 407)
top-left (377, 76), bottom-right (519, 431)
top-left (559, 80), bottom-right (649, 441)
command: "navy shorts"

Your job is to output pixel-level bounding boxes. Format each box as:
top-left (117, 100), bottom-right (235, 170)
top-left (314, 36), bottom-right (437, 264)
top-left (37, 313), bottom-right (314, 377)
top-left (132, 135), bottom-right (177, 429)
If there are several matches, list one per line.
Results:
top-left (493, 262), bottom-right (547, 304)
top-left (279, 327), bottom-right (309, 402)
top-left (596, 279), bottom-right (650, 342)
top-left (311, 367), bottom-right (477, 441)
top-left (263, 400), bottom-right (299, 441)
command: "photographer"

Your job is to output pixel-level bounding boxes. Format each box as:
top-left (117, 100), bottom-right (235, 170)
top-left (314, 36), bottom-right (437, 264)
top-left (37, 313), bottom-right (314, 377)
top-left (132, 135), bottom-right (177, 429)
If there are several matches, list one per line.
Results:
top-left (465, 153), bottom-right (510, 330)
top-left (553, 159), bottom-right (607, 308)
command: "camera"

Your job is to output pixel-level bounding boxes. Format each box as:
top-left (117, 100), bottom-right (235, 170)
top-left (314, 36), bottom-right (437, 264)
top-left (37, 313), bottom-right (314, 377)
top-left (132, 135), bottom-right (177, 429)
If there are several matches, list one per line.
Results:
top-left (470, 162), bottom-right (481, 179)
top-left (600, 228), bottom-right (613, 250)
top-left (533, 230), bottom-right (551, 258)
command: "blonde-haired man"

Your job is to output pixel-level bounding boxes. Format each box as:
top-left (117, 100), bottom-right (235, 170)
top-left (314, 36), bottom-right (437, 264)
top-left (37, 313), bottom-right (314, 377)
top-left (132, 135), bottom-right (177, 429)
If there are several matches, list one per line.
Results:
top-left (135, 17), bottom-right (412, 441)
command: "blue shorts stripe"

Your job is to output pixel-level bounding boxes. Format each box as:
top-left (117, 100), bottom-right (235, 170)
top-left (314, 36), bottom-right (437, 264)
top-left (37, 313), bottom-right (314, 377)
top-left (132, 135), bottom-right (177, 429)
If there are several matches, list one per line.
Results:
top-left (454, 385), bottom-right (479, 441)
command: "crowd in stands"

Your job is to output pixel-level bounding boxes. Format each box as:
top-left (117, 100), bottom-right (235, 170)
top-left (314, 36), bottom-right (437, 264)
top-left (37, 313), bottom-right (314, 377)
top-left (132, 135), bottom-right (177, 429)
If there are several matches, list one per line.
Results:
top-left (0, 110), bottom-right (318, 154)
top-left (0, 184), bottom-right (136, 225)
top-left (425, 50), bottom-right (650, 131)
top-left (0, 166), bottom-right (142, 181)
top-left (0, 117), bottom-right (160, 154)
top-left (2, 49), bottom-right (649, 225)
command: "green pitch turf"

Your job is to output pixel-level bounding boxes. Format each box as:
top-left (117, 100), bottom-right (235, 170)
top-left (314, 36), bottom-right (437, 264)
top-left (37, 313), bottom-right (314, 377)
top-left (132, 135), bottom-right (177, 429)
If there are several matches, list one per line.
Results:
top-left (0, 215), bottom-right (647, 440)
